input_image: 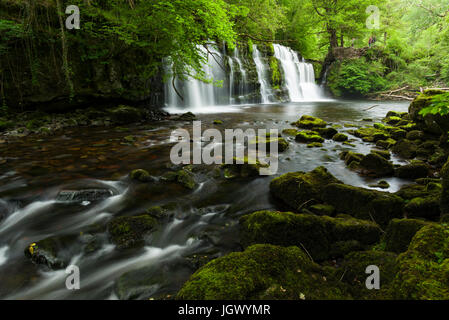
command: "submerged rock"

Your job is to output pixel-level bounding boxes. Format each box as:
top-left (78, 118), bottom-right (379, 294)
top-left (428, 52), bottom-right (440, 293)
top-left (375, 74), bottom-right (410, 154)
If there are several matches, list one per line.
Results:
top-left (56, 189), bottom-right (113, 202)
top-left (177, 244), bottom-right (350, 300)
top-left (107, 215), bottom-right (158, 249)
top-left (270, 167), bottom-right (341, 211)
top-left (240, 211), bottom-right (382, 261)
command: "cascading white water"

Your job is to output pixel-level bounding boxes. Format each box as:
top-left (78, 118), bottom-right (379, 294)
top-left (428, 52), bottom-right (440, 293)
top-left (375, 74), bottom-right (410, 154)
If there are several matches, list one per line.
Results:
top-left (234, 47), bottom-right (247, 99)
top-left (252, 45), bottom-right (272, 104)
top-left (273, 44), bottom-right (324, 101)
top-left (228, 57), bottom-right (234, 104)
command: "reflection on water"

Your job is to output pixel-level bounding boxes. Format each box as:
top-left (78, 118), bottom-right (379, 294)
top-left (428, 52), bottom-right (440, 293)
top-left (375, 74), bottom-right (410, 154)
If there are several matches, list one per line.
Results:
top-left (0, 100), bottom-right (410, 299)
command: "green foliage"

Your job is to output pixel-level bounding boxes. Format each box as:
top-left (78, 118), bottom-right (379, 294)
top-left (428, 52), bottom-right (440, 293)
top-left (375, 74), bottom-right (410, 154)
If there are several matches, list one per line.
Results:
top-left (328, 58), bottom-right (388, 97)
top-left (419, 93), bottom-right (449, 116)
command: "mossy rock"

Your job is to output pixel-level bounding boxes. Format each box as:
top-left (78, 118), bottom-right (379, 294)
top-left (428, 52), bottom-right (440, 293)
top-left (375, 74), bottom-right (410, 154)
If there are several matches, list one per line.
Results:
top-left (322, 183), bottom-right (404, 227)
top-left (340, 151), bottom-right (364, 166)
top-left (359, 153), bottom-right (394, 177)
top-left (107, 215), bottom-right (158, 249)
top-left (394, 161), bottom-right (429, 179)
top-left (390, 224), bottom-right (449, 299)
top-left (372, 150), bottom-right (391, 160)
top-left (177, 244), bottom-right (351, 300)
top-left (369, 180), bottom-right (390, 189)
top-left (270, 167), bottom-right (342, 211)
top-left (130, 169), bottom-right (153, 182)
top-left (221, 157), bottom-right (269, 179)
top-left (213, 120), bottom-right (223, 125)
top-left (307, 142), bottom-right (323, 148)
top-left (282, 128), bottom-right (299, 136)
top-left (341, 251), bottom-right (398, 300)
top-left (392, 139), bottom-right (418, 159)
top-left (295, 131), bottom-right (325, 143)
top-left (315, 127), bottom-right (338, 139)
top-left (409, 91), bottom-right (449, 135)
top-left (384, 116), bottom-right (402, 125)
top-left (176, 112), bottom-right (197, 121)
top-left (240, 211), bottom-right (382, 261)
top-left (391, 129), bottom-right (407, 141)
top-left (353, 127), bottom-right (389, 142)
top-left (333, 133), bottom-right (348, 142)
top-left (162, 167), bottom-right (197, 189)
top-left (249, 137), bottom-right (289, 152)
top-left (293, 115), bottom-right (327, 129)
top-left (404, 196), bottom-right (441, 220)
top-left (108, 105), bottom-right (142, 124)
top-left (24, 235), bottom-right (78, 270)
top-left (309, 204), bottom-right (336, 216)
top-left (440, 158), bottom-right (449, 215)
top-left (406, 130), bottom-right (425, 141)
top-left (376, 138), bottom-right (397, 150)
top-left (384, 218), bottom-right (432, 253)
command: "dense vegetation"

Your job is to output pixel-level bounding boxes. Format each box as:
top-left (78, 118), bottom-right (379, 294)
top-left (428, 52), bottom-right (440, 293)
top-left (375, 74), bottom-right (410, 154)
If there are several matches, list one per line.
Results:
top-left (0, 0), bottom-right (448, 108)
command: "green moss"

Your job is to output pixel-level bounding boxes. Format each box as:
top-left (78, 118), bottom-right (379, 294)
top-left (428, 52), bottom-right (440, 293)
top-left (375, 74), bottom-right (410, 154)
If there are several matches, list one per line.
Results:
top-left (395, 161), bottom-right (429, 179)
top-left (353, 127), bottom-right (389, 142)
top-left (309, 204), bottom-right (336, 216)
top-left (391, 224), bottom-right (449, 299)
top-left (130, 169), bottom-right (151, 182)
top-left (293, 115), bottom-right (327, 129)
top-left (270, 167), bottom-right (341, 211)
top-left (282, 128), bottom-right (299, 136)
top-left (270, 56), bottom-right (281, 87)
top-left (107, 215), bottom-right (158, 249)
top-left (392, 139), bottom-right (418, 159)
top-left (307, 142), bottom-right (323, 148)
top-left (295, 131), bottom-right (325, 143)
top-left (376, 138), bottom-right (397, 150)
top-left (213, 120), bottom-right (223, 125)
top-left (359, 153), bottom-right (394, 177)
top-left (384, 218), bottom-right (432, 253)
top-left (177, 244), bottom-right (351, 300)
top-left (322, 183), bottom-right (404, 227)
top-left (240, 211), bottom-right (381, 261)
top-left (249, 137), bottom-right (289, 152)
top-left (342, 251), bottom-right (398, 300)
top-left (404, 195), bottom-right (441, 220)
top-left (332, 133), bottom-right (348, 142)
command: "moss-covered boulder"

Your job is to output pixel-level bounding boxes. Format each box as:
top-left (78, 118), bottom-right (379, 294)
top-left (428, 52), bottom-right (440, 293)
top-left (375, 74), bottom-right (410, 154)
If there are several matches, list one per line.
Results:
top-left (372, 149), bottom-right (391, 160)
top-left (353, 127), bottom-right (389, 143)
top-left (409, 90), bottom-right (449, 135)
top-left (394, 161), bottom-right (429, 179)
top-left (322, 184), bottom-right (404, 227)
top-left (107, 215), bottom-right (158, 249)
top-left (316, 127), bottom-right (338, 139)
top-left (309, 204), bottom-right (336, 216)
top-left (392, 139), bottom-right (418, 159)
top-left (359, 153), bottom-right (394, 177)
top-left (395, 184), bottom-right (429, 200)
top-left (384, 218), bottom-right (432, 253)
top-left (270, 167), bottom-right (341, 211)
top-left (282, 128), bottom-right (299, 136)
top-left (108, 105), bottom-right (142, 124)
top-left (177, 244), bottom-right (351, 300)
top-left (176, 112), bottom-right (197, 121)
top-left (162, 167), bottom-right (197, 189)
top-left (391, 129), bottom-right (407, 141)
top-left (391, 224), bottom-right (449, 299)
top-left (249, 137), bottom-right (289, 152)
top-left (406, 130), bottom-right (425, 141)
top-left (369, 180), bottom-right (390, 189)
top-left (333, 133), bottom-right (349, 142)
top-left (295, 131), bottom-right (325, 143)
top-left (129, 169), bottom-right (153, 182)
top-left (221, 157), bottom-right (269, 179)
top-left (340, 151), bottom-right (364, 166)
top-left (404, 195), bottom-right (441, 220)
top-left (293, 115), bottom-right (327, 129)
top-left (240, 211), bottom-right (382, 261)
top-left (376, 138), bottom-right (397, 150)
top-left (341, 251), bottom-right (398, 300)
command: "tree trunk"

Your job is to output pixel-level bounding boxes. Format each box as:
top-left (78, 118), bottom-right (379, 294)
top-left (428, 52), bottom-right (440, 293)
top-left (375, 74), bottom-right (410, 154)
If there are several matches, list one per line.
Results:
top-left (328, 27), bottom-right (338, 49)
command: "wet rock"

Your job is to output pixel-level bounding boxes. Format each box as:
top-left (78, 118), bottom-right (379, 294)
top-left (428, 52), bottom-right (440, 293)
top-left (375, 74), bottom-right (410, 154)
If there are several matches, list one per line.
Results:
top-left (176, 112), bottom-right (197, 121)
top-left (295, 131), bottom-right (325, 143)
top-left (372, 149), bottom-right (391, 160)
top-left (322, 183), bottom-right (404, 226)
top-left (240, 211), bottom-right (382, 261)
top-left (332, 133), bottom-right (348, 142)
top-left (392, 139), bottom-right (418, 159)
top-left (221, 157), bottom-right (269, 179)
top-left (213, 120), bottom-right (223, 125)
top-left (130, 169), bottom-right (155, 182)
top-left (107, 215), bottom-right (158, 249)
top-left (340, 151), bottom-right (364, 166)
top-left (56, 189), bottom-right (113, 202)
top-left (354, 127), bottom-right (389, 142)
top-left (406, 130), bottom-right (425, 141)
top-left (316, 127), bottom-right (338, 139)
top-left (177, 244), bottom-right (351, 300)
top-left (249, 137), bottom-right (289, 152)
top-left (282, 128), bottom-right (299, 136)
top-left (309, 204), bottom-right (336, 216)
top-left (162, 167), bottom-right (197, 189)
top-left (359, 153), bottom-right (394, 177)
top-left (293, 115), bottom-right (327, 129)
top-left (391, 129), bottom-right (407, 141)
top-left (108, 105), bottom-right (142, 124)
top-left (376, 138), bottom-right (397, 150)
top-left (341, 251), bottom-right (398, 300)
top-left (270, 167), bottom-right (341, 211)
top-left (369, 180), bottom-right (390, 189)
top-left (394, 161), bottom-right (429, 179)
top-left (24, 235), bottom-right (78, 270)
top-left (384, 218), bottom-right (432, 253)
top-left (390, 224), bottom-right (449, 299)
top-left (384, 116), bottom-right (402, 125)
top-left (307, 142), bottom-right (323, 148)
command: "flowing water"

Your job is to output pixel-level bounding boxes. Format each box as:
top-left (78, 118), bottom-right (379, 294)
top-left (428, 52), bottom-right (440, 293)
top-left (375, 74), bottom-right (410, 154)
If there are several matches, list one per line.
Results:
top-left (0, 99), bottom-right (411, 299)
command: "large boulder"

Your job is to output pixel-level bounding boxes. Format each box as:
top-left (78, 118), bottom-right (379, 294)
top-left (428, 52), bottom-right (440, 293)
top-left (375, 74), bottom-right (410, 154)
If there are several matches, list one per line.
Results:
top-left (359, 153), bottom-right (394, 177)
top-left (384, 218), bottom-right (432, 253)
top-left (270, 167), bottom-right (341, 211)
top-left (391, 224), bottom-right (449, 299)
top-left (177, 244), bottom-right (351, 300)
top-left (409, 90), bottom-right (449, 135)
top-left (322, 184), bottom-right (404, 227)
top-left (394, 161), bottom-right (429, 179)
top-left (341, 251), bottom-right (398, 300)
top-left (240, 211), bottom-right (382, 261)
top-left (293, 115), bottom-right (327, 129)
top-left (392, 139), bottom-right (418, 159)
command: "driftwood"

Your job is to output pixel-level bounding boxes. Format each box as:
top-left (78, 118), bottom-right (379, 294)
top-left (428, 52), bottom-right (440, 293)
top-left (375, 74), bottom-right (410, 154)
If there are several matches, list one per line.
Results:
top-left (380, 93), bottom-right (414, 101)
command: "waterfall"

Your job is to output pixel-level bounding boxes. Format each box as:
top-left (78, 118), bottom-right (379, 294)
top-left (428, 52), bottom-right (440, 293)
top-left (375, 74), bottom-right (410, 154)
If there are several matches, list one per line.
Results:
top-left (228, 57), bottom-right (234, 104)
top-left (273, 44), bottom-right (324, 101)
top-left (165, 44), bottom-right (228, 110)
top-left (252, 45), bottom-right (272, 104)
top-left (234, 47), bottom-right (247, 100)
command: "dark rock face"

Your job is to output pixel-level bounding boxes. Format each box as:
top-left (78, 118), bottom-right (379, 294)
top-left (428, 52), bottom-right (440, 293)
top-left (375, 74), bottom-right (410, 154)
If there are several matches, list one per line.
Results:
top-left (56, 189), bottom-right (113, 202)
